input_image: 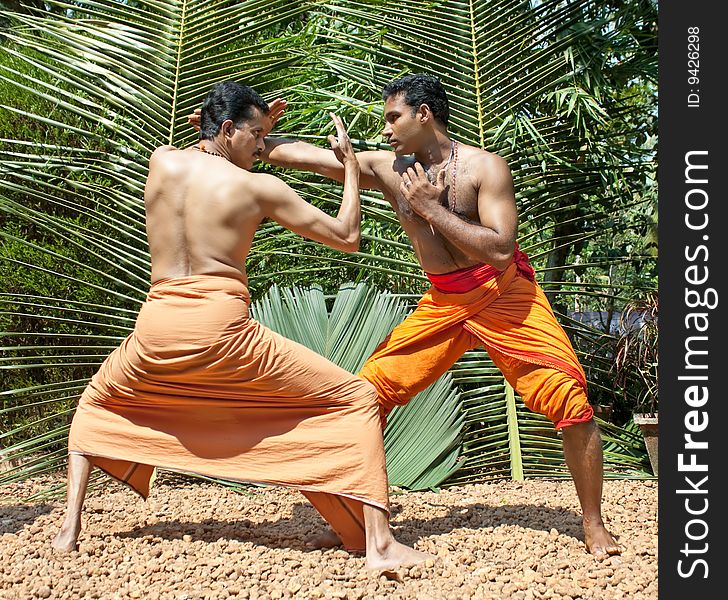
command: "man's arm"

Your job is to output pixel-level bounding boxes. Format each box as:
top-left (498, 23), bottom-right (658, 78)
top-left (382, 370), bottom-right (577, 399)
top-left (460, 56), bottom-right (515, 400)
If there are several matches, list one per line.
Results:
top-left (262, 137), bottom-right (384, 191)
top-left (401, 154), bottom-right (517, 270)
top-left (256, 114), bottom-right (362, 253)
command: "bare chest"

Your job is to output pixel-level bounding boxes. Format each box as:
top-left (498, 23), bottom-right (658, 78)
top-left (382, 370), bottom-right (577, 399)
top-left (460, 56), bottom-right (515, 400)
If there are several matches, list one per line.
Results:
top-left (384, 161), bottom-right (480, 225)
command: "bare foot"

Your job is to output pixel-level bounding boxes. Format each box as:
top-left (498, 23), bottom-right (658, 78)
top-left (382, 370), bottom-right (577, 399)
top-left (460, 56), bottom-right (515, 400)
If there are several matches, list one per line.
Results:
top-left (584, 519), bottom-right (622, 559)
top-left (366, 539), bottom-right (433, 571)
top-left (52, 527), bottom-right (80, 553)
top-left (306, 528), bottom-right (342, 549)
top-left (51, 520), bottom-right (80, 553)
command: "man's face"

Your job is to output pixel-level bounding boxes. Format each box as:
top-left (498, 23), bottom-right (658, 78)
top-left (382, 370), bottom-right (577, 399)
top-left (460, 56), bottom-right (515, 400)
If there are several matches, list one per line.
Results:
top-left (382, 94), bottom-right (423, 155)
top-left (227, 107), bottom-right (267, 170)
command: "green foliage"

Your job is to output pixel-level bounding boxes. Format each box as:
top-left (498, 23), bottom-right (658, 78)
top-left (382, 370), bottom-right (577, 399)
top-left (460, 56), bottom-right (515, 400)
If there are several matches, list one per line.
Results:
top-left (1, 0), bottom-right (657, 489)
top-left (614, 291), bottom-right (658, 415)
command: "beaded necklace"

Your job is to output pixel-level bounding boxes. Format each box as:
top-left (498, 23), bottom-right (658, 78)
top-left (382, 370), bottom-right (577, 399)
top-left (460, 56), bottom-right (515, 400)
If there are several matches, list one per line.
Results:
top-left (449, 140), bottom-right (459, 212)
top-left (196, 143), bottom-right (225, 158)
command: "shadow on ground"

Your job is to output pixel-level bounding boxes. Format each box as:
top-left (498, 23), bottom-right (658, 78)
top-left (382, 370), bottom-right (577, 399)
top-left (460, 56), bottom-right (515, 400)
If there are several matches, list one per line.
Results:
top-left (0, 504), bottom-right (55, 534)
top-left (109, 499), bottom-right (584, 551)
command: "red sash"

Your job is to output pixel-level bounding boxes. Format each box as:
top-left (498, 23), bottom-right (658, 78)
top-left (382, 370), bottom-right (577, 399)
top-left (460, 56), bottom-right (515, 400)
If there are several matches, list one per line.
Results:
top-left (426, 245), bottom-right (535, 293)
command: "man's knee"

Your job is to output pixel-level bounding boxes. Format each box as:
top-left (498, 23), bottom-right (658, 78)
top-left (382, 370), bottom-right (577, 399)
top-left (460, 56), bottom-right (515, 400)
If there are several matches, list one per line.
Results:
top-left (560, 417), bottom-right (599, 438)
top-left (358, 360), bottom-right (412, 409)
top-left (517, 368), bottom-right (592, 429)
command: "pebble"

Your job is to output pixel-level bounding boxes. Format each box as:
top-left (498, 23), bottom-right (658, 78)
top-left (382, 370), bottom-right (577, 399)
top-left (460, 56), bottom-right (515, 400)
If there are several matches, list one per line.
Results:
top-left (0, 474), bottom-right (657, 599)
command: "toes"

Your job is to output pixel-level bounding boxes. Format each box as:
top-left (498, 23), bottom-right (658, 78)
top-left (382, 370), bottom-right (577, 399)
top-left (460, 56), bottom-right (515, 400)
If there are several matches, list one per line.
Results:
top-left (51, 542), bottom-right (79, 553)
top-left (590, 546), bottom-right (609, 560)
top-left (587, 537), bottom-right (623, 559)
top-left (608, 543), bottom-right (624, 555)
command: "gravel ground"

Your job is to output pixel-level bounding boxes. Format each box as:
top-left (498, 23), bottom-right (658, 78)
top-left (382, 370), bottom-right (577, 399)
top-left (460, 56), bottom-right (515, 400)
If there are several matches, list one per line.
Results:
top-left (0, 473), bottom-right (657, 600)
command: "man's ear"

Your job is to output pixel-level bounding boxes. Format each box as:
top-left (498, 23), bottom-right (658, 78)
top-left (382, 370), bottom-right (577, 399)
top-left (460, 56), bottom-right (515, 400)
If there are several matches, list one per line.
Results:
top-left (417, 104), bottom-right (432, 124)
top-left (221, 119), bottom-right (235, 138)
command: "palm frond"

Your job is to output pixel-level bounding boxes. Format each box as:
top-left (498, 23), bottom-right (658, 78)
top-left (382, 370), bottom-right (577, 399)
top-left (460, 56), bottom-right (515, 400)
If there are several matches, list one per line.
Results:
top-left (1, 0), bottom-right (656, 493)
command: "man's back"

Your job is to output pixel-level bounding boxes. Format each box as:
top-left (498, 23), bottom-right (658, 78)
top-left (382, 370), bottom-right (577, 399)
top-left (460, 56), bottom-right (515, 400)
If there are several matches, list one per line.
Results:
top-left (144, 146), bottom-right (263, 284)
top-left (144, 103), bottom-right (361, 287)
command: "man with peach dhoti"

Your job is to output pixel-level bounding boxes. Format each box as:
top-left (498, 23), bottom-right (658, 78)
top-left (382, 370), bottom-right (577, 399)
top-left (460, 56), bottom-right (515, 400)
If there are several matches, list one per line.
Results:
top-left (52, 80), bottom-right (431, 571)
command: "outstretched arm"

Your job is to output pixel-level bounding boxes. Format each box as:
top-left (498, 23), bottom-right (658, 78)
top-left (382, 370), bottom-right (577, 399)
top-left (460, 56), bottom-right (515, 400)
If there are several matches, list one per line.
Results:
top-left (187, 101), bottom-right (383, 190)
top-left (256, 113), bottom-right (363, 253)
top-left (401, 155), bottom-right (517, 270)
top-left (262, 137), bottom-right (382, 191)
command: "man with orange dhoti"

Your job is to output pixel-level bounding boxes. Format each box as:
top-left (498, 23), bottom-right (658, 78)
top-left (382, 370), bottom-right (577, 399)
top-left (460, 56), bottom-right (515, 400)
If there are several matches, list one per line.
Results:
top-left (52, 81), bottom-right (432, 571)
top-left (359, 249), bottom-right (592, 431)
top-left (242, 73), bottom-right (624, 558)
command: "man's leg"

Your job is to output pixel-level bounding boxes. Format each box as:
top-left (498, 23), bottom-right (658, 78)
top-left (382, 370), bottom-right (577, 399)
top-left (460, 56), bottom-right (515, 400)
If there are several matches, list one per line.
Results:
top-left (362, 504), bottom-right (431, 570)
top-left (306, 308), bottom-right (477, 553)
top-left (236, 321), bottom-right (433, 567)
top-left (52, 453), bottom-right (92, 552)
top-left (359, 316), bottom-right (478, 422)
top-left (487, 350), bottom-right (622, 558)
top-left (561, 420), bottom-right (622, 558)
top-left (304, 496), bottom-right (433, 568)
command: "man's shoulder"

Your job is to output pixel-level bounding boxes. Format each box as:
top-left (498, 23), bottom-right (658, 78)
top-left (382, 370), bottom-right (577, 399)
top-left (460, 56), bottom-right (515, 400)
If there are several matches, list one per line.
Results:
top-left (150, 144), bottom-right (177, 160)
top-left (245, 171), bottom-right (290, 199)
top-left (148, 145), bottom-right (185, 171)
top-left (461, 143), bottom-right (509, 165)
top-left (249, 170), bottom-right (283, 185)
top-left (461, 145), bottom-right (512, 177)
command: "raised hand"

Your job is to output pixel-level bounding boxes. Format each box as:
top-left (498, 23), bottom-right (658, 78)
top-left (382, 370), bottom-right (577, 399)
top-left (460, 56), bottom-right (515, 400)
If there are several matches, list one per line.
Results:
top-left (186, 98), bottom-right (288, 135)
top-left (327, 112), bottom-right (357, 167)
top-left (263, 98), bottom-right (287, 135)
top-left (187, 108), bottom-right (202, 132)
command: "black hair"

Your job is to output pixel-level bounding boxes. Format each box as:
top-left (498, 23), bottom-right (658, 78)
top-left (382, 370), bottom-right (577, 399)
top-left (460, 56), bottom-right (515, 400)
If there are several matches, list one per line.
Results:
top-left (199, 81), bottom-right (269, 140)
top-left (382, 73), bottom-right (449, 126)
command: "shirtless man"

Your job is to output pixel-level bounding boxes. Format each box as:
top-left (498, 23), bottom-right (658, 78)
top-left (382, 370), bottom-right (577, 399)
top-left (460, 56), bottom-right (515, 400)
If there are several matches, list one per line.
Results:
top-left (52, 81), bottom-right (431, 571)
top-left (191, 74), bottom-right (622, 559)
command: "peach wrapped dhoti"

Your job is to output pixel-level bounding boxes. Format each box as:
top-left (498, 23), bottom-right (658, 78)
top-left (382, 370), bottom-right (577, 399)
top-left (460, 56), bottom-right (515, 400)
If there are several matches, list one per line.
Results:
top-left (68, 274), bottom-right (388, 551)
top-left (359, 250), bottom-right (593, 429)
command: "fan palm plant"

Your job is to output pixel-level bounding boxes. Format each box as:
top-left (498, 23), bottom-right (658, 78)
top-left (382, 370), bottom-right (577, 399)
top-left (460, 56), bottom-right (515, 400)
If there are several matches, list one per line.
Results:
top-left (1, 0), bottom-right (657, 494)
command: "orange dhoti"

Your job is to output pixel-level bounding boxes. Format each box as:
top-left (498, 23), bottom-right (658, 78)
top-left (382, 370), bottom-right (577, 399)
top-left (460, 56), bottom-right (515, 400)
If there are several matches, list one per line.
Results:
top-left (68, 274), bottom-right (388, 551)
top-left (359, 257), bottom-right (593, 429)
